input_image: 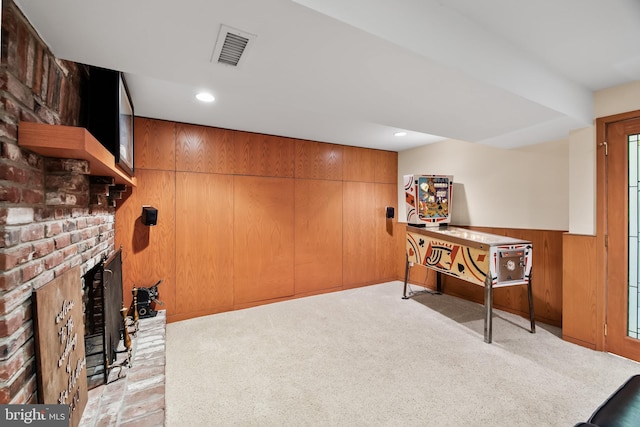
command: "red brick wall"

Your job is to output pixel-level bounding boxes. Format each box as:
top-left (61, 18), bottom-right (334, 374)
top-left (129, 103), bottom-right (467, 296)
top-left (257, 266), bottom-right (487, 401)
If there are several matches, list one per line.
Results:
top-left (0, 1), bottom-right (116, 404)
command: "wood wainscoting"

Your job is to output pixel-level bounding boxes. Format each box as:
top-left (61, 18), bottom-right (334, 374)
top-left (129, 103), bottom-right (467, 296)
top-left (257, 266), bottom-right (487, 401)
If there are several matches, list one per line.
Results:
top-left (562, 233), bottom-right (598, 349)
top-left (399, 226), bottom-right (565, 327)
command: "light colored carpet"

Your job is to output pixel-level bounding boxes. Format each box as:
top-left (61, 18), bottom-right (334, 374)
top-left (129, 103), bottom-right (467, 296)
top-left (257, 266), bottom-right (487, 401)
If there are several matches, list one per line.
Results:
top-left (165, 281), bottom-right (640, 426)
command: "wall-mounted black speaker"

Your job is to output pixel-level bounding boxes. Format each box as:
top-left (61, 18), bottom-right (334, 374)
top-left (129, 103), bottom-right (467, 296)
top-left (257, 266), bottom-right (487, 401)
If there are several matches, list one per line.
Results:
top-left (385, 206), bottom-right (395, 219)
top-left (142, 206), bottom-right (158, 226)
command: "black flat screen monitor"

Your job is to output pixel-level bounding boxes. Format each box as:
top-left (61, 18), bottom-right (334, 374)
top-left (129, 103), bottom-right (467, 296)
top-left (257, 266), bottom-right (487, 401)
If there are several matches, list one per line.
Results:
top-left (85, 65), bottom-right (134, 176)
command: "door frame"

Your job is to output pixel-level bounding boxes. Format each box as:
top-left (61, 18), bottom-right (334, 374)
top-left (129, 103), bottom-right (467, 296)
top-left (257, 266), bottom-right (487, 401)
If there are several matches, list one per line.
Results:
top-left (596, 109), bottom-right (640, 354)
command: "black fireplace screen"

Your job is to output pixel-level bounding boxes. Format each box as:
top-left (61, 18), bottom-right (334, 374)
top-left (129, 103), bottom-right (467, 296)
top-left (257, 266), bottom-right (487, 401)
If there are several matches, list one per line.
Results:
top-left (83, 249), bottom-right (123, 388)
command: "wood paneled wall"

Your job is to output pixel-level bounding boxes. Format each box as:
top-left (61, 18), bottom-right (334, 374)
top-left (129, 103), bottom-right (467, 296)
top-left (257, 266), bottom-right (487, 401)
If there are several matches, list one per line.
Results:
top-left (233, 176), bottom-right (295, 306)
top-left (562, 234), bottom-right (597, 348)
top-left (115, 118), bottom-right (399, 323)
top-left (400, 225), bottom-right (565, 326)
top-left (294, 179), bottom-right (343, 294)
top-left (115, 169), bottom-right (177, 315)
top-left (175, 172), bottom-right (234, 315)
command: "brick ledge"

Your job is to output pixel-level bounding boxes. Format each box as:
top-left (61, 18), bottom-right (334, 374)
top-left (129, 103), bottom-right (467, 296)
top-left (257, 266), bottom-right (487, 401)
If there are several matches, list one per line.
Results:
top-left (79, 311), bottom-right (166, 427)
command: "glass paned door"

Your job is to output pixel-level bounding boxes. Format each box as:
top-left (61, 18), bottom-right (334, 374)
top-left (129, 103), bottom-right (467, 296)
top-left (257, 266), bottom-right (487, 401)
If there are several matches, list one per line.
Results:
top-left (629, 133), bottom-right (640, 338)
top-left (603, 114), bottom-right (640, 362)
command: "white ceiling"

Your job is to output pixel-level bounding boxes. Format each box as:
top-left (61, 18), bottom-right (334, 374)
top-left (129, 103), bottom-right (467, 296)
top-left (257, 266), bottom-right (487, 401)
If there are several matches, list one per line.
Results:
top-left (13, 0), bottom-right (640, 151)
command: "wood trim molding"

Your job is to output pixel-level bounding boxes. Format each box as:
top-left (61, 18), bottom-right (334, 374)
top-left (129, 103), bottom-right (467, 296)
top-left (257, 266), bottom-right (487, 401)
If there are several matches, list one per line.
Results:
top-left (595, 116), bottom-right (607, 351)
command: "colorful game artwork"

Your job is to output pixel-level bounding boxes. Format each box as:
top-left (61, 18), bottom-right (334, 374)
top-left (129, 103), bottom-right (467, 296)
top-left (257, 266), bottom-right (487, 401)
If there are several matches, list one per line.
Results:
top-left (404, 174), bottom-right (453, 225)
top-left (417, 176), bottom-right (450, 221)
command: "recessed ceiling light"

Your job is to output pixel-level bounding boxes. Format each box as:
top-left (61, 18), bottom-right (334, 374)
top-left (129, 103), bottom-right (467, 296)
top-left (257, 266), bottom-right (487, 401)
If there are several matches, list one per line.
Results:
top-left (394, 131), bottom-right (407, 137)
top-left (196, 92), bottom-right (215, 102)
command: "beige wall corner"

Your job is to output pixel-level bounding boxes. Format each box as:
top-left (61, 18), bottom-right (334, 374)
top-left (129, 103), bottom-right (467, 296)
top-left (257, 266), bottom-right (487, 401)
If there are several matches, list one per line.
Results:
top-left (594, 80), bottom-right (640, 118)
top-left (568, 127), bottom-right (596, 235)
top-left (397, 138), bottom-right (569, 230)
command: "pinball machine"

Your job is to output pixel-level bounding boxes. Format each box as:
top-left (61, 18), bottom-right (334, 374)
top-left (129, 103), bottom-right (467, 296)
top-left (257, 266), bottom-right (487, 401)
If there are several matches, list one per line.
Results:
top-left (402, 174), bottom-right (534, 343)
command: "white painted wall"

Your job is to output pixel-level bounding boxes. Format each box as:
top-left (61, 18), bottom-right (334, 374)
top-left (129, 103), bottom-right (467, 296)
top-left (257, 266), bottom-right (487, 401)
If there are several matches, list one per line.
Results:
top-left (567, 81), bottom-right (640, 235)
top-left (568, 127), bottom-right (596, 234)
top-left (594, 81), bottom-right (640, 119)
top-left (398, 138), bottom-right (569, 230)
top-left (397, 80), bottom-right (640, 234)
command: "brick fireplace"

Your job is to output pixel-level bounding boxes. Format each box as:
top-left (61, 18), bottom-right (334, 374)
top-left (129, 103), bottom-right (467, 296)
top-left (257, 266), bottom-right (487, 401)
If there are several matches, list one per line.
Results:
top-left (0, 0), bottom-right (120, 404)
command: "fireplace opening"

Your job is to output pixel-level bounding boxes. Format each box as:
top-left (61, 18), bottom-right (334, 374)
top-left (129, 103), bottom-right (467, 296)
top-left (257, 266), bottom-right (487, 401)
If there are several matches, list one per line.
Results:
top-left (82, 249), bottom-right (124, 389)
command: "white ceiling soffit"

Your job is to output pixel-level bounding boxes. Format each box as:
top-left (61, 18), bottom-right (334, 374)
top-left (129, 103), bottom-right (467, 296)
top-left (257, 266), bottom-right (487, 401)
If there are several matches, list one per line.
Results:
top-left (123, 73), bottom-right (446, 151)
top-left (12, 0), bottom-right (639, 152)
top-left (292, 0), bottom-right (593, 127)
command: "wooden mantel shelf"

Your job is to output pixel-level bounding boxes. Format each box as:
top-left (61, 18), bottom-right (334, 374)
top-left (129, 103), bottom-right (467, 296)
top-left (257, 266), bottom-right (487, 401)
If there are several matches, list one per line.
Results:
top-left (18, 122), bottom-right (137, 187)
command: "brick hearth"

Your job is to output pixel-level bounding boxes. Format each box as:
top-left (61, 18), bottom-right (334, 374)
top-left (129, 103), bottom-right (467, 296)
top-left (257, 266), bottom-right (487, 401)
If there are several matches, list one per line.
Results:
top-left (79, 311), bottom-right (166, 427)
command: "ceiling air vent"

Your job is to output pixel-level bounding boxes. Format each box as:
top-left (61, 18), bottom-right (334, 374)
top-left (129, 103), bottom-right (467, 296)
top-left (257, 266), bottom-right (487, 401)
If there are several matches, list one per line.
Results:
top-left (211, 25), bottom-right (257, 67)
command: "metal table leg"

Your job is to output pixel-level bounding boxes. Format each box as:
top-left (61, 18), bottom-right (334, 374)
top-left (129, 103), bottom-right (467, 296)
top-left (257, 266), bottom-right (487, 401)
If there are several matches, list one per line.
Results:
top-left (402, 254), bottom-right (410, 299)
top-left (402, 254), bottom-right (441, 299)
top-left (527, 274), bottom-right (536, 333)
top-left (484, 274), bottom-right (493, 343)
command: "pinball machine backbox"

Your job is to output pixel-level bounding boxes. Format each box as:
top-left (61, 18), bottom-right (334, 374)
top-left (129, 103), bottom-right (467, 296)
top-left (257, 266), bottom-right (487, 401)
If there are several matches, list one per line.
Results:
top-left (403, 174), bottom-right (454, 226)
